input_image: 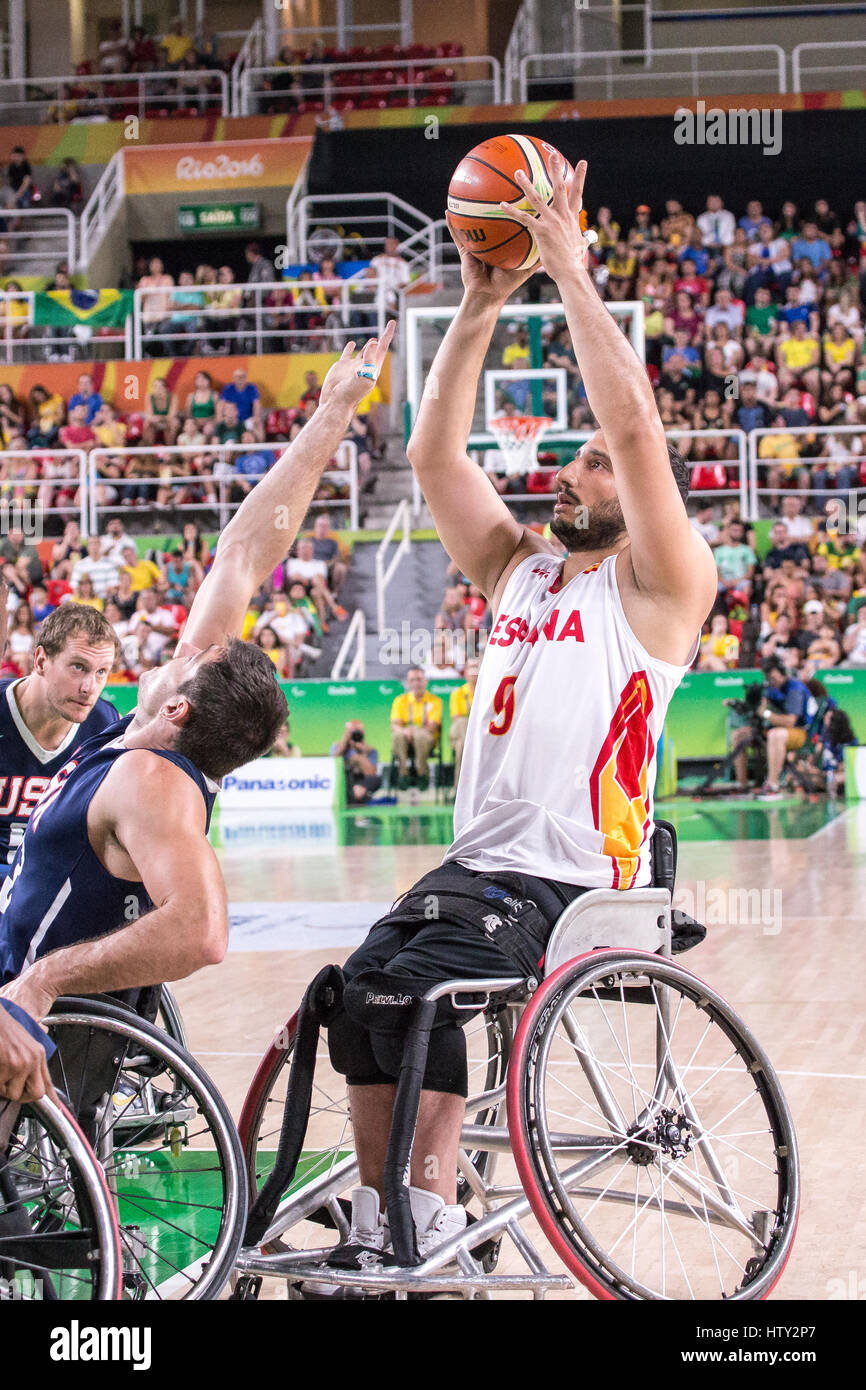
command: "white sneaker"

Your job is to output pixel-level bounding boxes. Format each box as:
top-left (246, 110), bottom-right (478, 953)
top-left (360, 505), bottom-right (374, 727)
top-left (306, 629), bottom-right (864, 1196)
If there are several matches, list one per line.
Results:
top-left (407, 1186), bottom-right (467, 1260)
top-left (302, 1186), bottom-right (388, 1298)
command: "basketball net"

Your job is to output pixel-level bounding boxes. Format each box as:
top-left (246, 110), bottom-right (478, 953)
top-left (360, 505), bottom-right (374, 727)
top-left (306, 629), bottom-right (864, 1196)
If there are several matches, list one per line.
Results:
top-left (488, 415), bottom-right (550, 477)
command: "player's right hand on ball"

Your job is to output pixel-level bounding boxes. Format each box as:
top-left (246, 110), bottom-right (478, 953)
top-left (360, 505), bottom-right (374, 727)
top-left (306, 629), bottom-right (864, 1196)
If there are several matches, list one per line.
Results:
top-left (507, 157), bottom-right (593, 286)
top-left (445, 211), bottom-right (538, 305)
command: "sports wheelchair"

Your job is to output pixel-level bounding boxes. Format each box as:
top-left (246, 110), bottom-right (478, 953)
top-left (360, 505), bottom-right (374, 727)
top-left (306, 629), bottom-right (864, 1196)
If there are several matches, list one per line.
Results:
top-left (1, 1094), bottom-right (123, 1301)
top-left (233, 825), bottom-right (800, 1300)
top-left (34, 988), bottom-right (246, 1300)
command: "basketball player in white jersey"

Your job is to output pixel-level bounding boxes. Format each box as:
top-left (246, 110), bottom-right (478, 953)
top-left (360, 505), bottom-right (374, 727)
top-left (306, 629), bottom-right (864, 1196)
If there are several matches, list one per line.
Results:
top-left (322, 159), bottom-right (717, 1274)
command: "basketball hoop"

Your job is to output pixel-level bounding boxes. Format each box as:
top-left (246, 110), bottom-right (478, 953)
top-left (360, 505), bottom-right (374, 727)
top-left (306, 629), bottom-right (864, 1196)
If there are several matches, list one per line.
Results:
top-left (488, 415), bottom-right (550, 477)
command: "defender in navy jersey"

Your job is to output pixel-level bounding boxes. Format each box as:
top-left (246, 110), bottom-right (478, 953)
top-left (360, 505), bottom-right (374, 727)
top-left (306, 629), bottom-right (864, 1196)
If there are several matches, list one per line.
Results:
top-left (0, 322), bottom-right (395, 1052)
top-left (0, 604), bottom-right (119, 876)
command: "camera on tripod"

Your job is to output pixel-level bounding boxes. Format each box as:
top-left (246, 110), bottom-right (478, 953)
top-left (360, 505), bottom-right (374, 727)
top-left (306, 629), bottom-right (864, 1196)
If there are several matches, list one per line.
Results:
top-left (722, 681), bottom-right (765, 728)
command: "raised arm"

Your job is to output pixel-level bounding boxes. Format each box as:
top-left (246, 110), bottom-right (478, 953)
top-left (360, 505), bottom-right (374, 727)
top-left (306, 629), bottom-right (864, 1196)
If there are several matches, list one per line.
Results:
top-left (406, 240), bottom-right (552, 598)
top-left (507, 160), bottom-right (716, 619)
top-left (177, 324), bottom-right (394, 654)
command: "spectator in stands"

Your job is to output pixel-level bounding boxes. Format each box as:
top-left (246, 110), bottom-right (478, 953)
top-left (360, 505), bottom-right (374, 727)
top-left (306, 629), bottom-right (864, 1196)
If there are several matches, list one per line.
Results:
top-left (143, 376), bottom-right (180, 445)
top-left (168, 270), bottom-right (205, 353)
top-left (26, 385), bottom-right (64, 445)
top-left (307, 513), bottom-right (348, 596)
top-left (822, 322), bottom-right (857, 394)
top-left (369, 236), bottom-right (411, 313)
top-left (68, 373), bottom-right (104, 425)
top-left (244, 241), bottom-right (274, 287)
top-left (790, 220), bottom-right (832, 275)
top-left (160, 16), bottom-right (193, 68)
top-left (183, 370), bottom-right (218, 439)
top-left (390, 666), bottom-right (442, 792)
top-left (697, 193), bottom-right (736, 252)
top-left (715, 517), bottom-right (756, 597)
top-left (5, 147), bottom-right (35, 211)
top-left (70, 536), bottom-right (118, 599)
top-left (119, 542), bottom-right (160, 592)
top-left (215, 399), bottom-right (244, 446)
top-left (739, 200), bottom-right (772, 241)
top-left (780, 494), bottom-right (814, 542)
top-left (448, 655), bottom-right (479, 787)
top-left (49, 158), bottom-right (83, 209)
top-left (220, 367), bottom-right (262, 433)
top-left (92, 401), bottom-right (127, 451)
top-left (71, 574), bottom-right (103, 612)
top-left (733, 373), bottom-right (774, 432)
top-left (100, 517), bottom-right (135, 566)
top-left (0, 384), bottom-right (24, 448)
top-left (778, 283), bottom-right (819, 337)
top-left (163, 546), bottom-right (202, 604)
top-left (699, 614), bottom-right (740, 671)
top-left (776, 318), bottom-right (821, 398)
top-left (253, 593), bottom-right (318, 675)
top-left (209, 264), bottom-right (243, 347)
top-left (138, 257), bottom-right (175, 352)
top-left (98, 20), bottom-right (129, 74)
top-left (59, 404), bottom-right (97, 455)
top-left (286, 537), bottom-right (346, 631)
top-left (331, 720), bottom-right (382, 805)
top-left (233, 433), bottom-right (274, 495)
top-left (606, 241), bottom-right (637, 301)
top-left (763, 520), bottom-right (810, 571)
top-left (627, 204), bottom-right (658, 257)
top-left (436, 586), bottom-right (471, 639)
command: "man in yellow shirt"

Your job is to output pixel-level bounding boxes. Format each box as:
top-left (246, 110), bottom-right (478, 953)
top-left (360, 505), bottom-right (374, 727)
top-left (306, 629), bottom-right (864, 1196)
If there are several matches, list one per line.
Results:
top-left (390, 665), bottom-right (442, 791)
top-left (776, 320), bottom-right (820, 397)
top-left (119, 542), bottom-right (161, 592)
top-left (448, 656), bottom-right (480, 787)
top-left (160, 17), bottom-right (192, 67)
top-left (698, 616), bottom-right (740, 671)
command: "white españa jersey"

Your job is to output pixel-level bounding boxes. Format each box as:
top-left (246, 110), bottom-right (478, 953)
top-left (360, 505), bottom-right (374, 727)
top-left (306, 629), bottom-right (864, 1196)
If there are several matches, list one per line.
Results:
top-left (445, 552), bottom-right (698, 889)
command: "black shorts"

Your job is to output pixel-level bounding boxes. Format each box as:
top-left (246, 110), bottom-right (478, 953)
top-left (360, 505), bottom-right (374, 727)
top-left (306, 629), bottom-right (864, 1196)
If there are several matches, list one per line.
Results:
top-left (344, 862), bottom-right (588, 1009)
top-left (329, 863), bottom-right (589, 1093)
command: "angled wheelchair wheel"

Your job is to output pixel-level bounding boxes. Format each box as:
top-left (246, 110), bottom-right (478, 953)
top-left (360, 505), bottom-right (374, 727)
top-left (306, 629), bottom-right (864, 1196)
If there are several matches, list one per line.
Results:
top-left (155, 986), bottom-right (188, 1051)
top-left (507, 951), bottom-right (799, 1301)
top-left (47, 1000), bottom-right (246, 1301)
top-left (239, 1005), bottom-right (511, 1256)
top-left (1, 1096), bottom-right (122, 1301)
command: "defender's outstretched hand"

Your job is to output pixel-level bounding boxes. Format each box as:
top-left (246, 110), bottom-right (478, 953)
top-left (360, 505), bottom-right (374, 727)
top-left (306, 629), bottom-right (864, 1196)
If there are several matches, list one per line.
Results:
top-left (506, 157), bottom-right (594, 286)
top-left (319, 319), bottom-right (396, 412)
top-left (445, 211), bottom-right (537, 306)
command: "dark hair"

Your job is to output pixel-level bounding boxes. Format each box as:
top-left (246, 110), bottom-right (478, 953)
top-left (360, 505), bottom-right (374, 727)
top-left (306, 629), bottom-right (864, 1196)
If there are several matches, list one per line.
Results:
top-left (825, 708), bottom-right (855, 746)
top-left (761, 655), bottom-right (786, 677)
top-left (37, 604), bottom-right (120, 660)
top-left (667, 441), bottom-right (689, 504)
top-left (174, 638), bottom-right (288, 780)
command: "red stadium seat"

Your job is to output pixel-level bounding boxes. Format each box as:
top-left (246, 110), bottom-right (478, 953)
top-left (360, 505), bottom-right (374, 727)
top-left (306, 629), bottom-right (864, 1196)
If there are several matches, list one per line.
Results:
top-left (331, 97), bottom-right (355, 112)
top-left (358, 97), bottom-right (387, 110)
top-left (690, 464), bottom-right (727, 491)
top-left (387, 96), bottom-right (416, 108)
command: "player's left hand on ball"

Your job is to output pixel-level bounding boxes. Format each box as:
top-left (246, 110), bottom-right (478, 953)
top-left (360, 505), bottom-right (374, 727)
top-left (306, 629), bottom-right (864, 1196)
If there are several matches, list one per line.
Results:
top-left (506, 157), bottom-right (594, 285)
top-left (319, 319), bottom-right (396, 411)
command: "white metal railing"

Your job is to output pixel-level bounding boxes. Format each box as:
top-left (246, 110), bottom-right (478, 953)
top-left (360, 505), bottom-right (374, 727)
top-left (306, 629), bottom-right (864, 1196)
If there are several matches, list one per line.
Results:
top-left (518, 45), bottom-right (787, 100)
top-left (133, 277), bottom-right (386, 358)
top-left (504, 0), bottom-right (538, 104)
top-left (792, 41), bottom-right (866, 92)
top-left (0, 449), bottom-right (88, 535)
top-left (284, 168), bottom-right (309, 262)
top-left (231, 17), bottom-right (265, 116)
top-left (749, 425), bottom-right (866, 519)
top-left (239, 55), bottom-right (501, 115)
top-left (376, 499), bottom-right (412, 635)
top-left (0, 207), bottom-right (76, 274)
top-left (331, 607), bottom-right (367, 679)
top-left (0, 69), bottom-right (229, 123)
top-left (0, 290), bottom-right (132, 364)
top-left (292, 192), bottom-right (435, 269)
top-left (79, 149), bottom-right (125, 273)
top-left (88, 438), bottom-right (359, 534)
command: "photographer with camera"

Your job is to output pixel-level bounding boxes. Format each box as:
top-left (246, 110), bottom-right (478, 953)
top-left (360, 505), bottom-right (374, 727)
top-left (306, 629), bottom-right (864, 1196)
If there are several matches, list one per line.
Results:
top-left (729, 655), bottom-right (812, 799)
top-left (331, 720), bottom-right (382, 805)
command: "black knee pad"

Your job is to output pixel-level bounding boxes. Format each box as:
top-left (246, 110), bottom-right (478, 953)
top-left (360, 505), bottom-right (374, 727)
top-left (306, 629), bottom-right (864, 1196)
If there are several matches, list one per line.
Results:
top-left (327, 1005), bottom-right (393, 1085)
top-left (343, 970), bottom-right (469, 1096)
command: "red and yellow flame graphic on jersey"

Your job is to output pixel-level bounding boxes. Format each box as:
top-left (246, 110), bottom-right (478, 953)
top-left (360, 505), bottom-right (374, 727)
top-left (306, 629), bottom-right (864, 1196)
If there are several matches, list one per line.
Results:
top-left (589, 672), bottom-right (654, 889)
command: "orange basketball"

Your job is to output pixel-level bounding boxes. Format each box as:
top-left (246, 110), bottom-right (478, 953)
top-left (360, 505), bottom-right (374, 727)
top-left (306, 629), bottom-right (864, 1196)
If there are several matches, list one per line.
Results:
top-left (447, 133), bottom-right (575, 270)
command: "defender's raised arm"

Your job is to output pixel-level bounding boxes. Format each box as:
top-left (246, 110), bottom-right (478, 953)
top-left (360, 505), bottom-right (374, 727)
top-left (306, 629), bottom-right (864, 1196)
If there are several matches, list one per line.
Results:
top-left (178, 323), bottom-right (395, 655)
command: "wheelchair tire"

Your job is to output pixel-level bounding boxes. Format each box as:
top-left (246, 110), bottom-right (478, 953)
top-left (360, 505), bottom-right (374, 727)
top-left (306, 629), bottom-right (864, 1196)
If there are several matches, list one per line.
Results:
top-left (1, 1096), bottom-right (123, 1301)
top-left (507, 950), bottom-right (799, 1301)
top-left (155, 985), bottom-right (188, 1051)
top-left (48, 999), bottom-right (247, 1301)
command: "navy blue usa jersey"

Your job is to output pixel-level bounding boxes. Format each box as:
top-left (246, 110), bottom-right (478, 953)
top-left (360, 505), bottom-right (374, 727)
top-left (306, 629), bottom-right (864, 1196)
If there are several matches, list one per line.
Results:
top-left (0, 714), bottom-right (218, 983)
top-left (0, 678), bottom-right (119, 874)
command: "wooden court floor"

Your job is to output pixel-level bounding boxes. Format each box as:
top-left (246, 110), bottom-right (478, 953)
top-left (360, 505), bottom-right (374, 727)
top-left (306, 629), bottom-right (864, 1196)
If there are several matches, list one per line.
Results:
top-left (171, 799), bottom-right (866, 1301)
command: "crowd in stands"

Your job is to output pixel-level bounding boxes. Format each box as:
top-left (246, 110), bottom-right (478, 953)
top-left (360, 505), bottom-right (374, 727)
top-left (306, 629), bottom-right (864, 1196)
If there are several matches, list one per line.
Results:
top-left (489, 192), bottom-right (866, 504)
top-left (0, 507), bottom-right (352, 686)
top-left (254, 36), bottom-right (465, 116)
top-left (0, 359), bottom-right (381, 524)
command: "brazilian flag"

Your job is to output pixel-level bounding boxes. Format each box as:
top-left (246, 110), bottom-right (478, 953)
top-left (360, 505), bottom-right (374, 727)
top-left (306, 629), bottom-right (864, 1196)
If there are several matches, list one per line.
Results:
top-left (32, 289), bottom-right (133, 328)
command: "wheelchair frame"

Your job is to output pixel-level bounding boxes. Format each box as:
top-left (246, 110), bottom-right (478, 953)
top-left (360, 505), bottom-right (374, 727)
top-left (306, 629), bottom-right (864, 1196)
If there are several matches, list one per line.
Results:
top-left (235, 883), bottom-right (799, 1300)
